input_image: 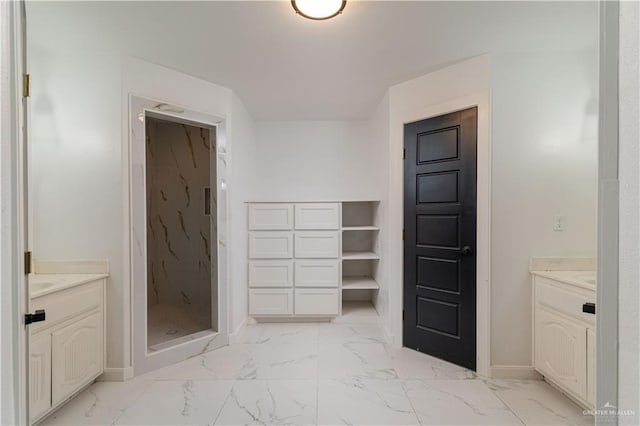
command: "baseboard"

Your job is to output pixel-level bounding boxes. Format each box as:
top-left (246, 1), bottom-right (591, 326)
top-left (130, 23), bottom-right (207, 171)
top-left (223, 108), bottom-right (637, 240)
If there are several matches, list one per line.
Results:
top-left (228, 317), bottom-right (248, 344)
top-left (98, 366), bottom-right (134, 382)
top-left (490, 365), bottom-right (543, 380)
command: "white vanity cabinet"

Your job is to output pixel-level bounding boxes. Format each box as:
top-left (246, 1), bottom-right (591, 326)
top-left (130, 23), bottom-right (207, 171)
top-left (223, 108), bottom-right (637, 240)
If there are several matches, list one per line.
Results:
top-left (532, 273), bottom-right (596, 409)
top-left (29, 277), bottom-right (106, 423)
top-left (248, 202), bottom-right (341, 318)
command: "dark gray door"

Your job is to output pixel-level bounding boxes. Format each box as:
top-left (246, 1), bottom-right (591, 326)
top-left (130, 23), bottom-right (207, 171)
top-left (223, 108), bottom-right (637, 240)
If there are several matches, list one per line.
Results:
top-left (403, 107), bottom-right (477, 370)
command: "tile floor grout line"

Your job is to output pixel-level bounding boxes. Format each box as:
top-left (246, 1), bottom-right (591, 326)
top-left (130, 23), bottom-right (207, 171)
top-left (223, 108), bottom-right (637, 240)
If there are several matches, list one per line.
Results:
top-left (399, 379), bottom-right (422, 425)
top-left (490, 386), bottom-right (528, 426)
top-left (211, 379), bottom-right (236, 426)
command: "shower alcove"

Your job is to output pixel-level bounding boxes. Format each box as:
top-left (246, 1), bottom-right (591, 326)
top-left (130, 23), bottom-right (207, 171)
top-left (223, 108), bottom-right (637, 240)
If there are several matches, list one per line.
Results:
top-left (130, 96), bottom-right (229, 375)
top-left (145, 117), bottom-right (216, 351)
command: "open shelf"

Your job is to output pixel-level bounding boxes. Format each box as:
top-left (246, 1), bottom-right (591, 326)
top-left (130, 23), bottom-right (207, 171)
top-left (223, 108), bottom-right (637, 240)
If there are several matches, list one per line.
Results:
top-left (342, 251), bottom-right (380, 260)
top-left (342, 226), bottom-right (380, 231)
top-left (342, 277), bottom-right (380, 290)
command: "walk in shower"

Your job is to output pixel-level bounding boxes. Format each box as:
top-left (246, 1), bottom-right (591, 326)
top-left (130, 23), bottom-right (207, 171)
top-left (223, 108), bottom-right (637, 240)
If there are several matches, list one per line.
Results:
top-left (130, 95), bottom-right (228, 375)
top-left (145, 117), bottom-right (218, 351)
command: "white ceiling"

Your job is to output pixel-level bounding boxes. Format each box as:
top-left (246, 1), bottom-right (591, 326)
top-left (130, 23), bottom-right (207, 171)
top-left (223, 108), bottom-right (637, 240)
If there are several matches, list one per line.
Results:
top-left (28, 1), bottom-right (599, 120)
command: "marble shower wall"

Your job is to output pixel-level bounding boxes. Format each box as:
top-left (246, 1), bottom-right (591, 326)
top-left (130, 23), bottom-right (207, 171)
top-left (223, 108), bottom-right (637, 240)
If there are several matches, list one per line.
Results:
top-left (146, 117), bottom-right (217, 331)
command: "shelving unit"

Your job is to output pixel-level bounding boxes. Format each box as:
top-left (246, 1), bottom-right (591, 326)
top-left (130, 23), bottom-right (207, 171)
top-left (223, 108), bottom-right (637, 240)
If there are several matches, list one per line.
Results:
top-left (341, 201), bottom-right (381, 307)
top-left (342, 277), bottom-right (380, 290)
top-left (342, 226), bottom-right (380, 231)
top-left (342, 251), bottom-right (380, 260)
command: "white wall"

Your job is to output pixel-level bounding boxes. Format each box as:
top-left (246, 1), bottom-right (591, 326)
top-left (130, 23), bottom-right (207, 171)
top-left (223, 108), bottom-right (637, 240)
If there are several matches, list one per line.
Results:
top-left (490, 50), bottom-right (598, 367)
top-left (385, 50), bottom-right (599, 372)
top-left (27, 36), bottom-right (255, 372)
top-left (29, 51), bottom-right (125, 367)
top-left (618, 0), bottom-right (640, 422)
top-left (370, 94), bottom-right (390, 331)
top-left (250, 121), bottom-right (382, 202)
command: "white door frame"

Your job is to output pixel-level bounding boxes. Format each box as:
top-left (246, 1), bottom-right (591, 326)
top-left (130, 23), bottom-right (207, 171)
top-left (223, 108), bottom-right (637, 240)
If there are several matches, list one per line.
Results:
top-left (391, 92), bottom-right (492, 377)
top-left (0, 0), bottom-right (29, 424)
top-left (129, 95), bottom-right (229, 375)
top-left (596, 0), bottom-right (620, 419)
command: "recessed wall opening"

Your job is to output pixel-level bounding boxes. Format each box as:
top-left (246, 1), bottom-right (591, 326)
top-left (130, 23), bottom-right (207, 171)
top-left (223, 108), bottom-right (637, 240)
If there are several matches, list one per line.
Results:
top-left (144, 116), bottom-right (218, 352)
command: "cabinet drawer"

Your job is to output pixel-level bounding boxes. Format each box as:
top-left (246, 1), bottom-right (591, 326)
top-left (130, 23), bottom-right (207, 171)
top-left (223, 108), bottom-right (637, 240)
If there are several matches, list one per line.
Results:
top-left (294, 231), bottom-right (339, 258)
top-left (294, 289), bottom-right (339, 316)
top-left (249, 231), bottom-right (293, 259)
top-left (51, 311), bottom-right (103, 405)
top-left (295, 260), bottom-right (339, 288)
top-left (31, 280), bottom-right (103, 333)
top-left (534, 277), bottom-right (595, 325)
top-left (249, 289), bottom-right (293, 316)
top-left (294, 203), bottom-right (340, 230)
top-left (249, 204), bottom-right (293, 230)
top-left (249, 260), bottom-right (293, 288)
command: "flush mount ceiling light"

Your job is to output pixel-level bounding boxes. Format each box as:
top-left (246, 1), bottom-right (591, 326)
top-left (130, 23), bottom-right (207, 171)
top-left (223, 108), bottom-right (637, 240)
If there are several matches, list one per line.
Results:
top-left (291, 0), bottom-right (346, 20)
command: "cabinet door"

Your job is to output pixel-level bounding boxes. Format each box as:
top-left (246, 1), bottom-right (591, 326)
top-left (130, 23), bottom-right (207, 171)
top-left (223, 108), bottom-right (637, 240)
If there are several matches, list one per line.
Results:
top-left (295, 260), bottom-right (340, 288)
top-left (249, 289), bottom-right (293, 316)
top-left (587, 328), bottom-right (595, 407)
top-left (249, 204), bottom-right (293, 230)
top-left (249, 260), bottom-right (293, 288)
top-left (249, 231), bottom-right (293, 259)
top-left (294, 231), bottom-right (340, 258)
top-left (294, 289), bottom-right (339, 316)
top-left (30, 332), bottom-right (52, 422)
top-left (294, 203), bottom-right (340, 230)
top-left (51, 312), bottom-right (103, 405)
top-left (534, 307), bottom-right (587, 400)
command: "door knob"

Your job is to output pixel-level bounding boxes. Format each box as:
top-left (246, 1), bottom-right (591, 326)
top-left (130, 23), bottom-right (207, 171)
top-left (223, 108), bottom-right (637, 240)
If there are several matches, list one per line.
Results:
top-left (461, 246), bottom-right (473, 256)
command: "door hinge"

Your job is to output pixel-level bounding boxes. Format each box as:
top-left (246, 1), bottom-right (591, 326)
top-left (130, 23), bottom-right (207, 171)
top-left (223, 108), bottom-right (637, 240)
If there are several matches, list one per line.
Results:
top-left (403, 148), bottom-right (406, 160)
top-left (402, 310), bottom-right (405, 321)
top-left (23, 74), bottom-right (30, 97)
top-left (402, 228), bottom-right (405, 241)
top-left (25, 309), bottom-right (46, 325)
top-left (24, 251), bottom-right (32, 275)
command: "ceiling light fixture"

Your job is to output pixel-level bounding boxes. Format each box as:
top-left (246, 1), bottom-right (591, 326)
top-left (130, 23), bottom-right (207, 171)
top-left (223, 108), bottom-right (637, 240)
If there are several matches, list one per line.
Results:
top-left (291, 0), bottom-right (346, 20)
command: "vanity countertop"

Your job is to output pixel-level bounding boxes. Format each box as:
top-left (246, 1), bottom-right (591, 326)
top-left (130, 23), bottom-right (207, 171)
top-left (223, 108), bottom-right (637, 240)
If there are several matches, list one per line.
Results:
top-left (530, 270), bottom-right (596, 291)
top-left (30, 273), bottom-right (109, 299)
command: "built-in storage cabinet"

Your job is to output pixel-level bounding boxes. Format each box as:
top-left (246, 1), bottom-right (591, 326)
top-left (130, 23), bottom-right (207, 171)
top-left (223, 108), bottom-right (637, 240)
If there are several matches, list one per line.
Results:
top-left (248, 201), bottom-right (382, 318)
top-left (29, 278), bottom-right (106, 423)
top-left (532, 275), bottom-right (595, 409)
top-left (248, 202), bottom-right (341, 317)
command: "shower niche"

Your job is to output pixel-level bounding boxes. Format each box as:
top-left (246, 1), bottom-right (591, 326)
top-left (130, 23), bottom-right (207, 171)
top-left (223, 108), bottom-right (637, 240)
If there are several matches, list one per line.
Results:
top-left (145, 116), bottom-right (218, 352)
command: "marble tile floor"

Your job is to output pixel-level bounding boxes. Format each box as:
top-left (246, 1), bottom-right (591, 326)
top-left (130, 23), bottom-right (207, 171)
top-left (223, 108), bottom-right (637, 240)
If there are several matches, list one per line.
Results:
top-left (147, 303), bottom-right (212, 349)
top-left (42, 321), bottom-right (593, 426)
